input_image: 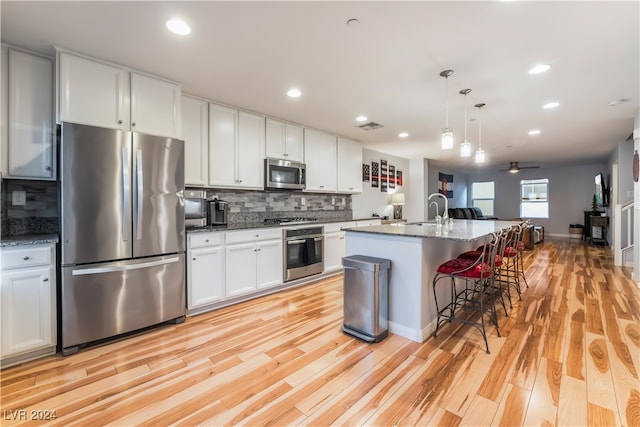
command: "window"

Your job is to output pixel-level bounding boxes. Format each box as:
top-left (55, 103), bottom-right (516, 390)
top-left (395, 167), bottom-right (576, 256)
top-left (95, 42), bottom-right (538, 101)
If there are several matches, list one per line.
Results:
top-left (472, 181), bottom-right (494, 216)
top-left (520, 178), bottom-right (549, 218)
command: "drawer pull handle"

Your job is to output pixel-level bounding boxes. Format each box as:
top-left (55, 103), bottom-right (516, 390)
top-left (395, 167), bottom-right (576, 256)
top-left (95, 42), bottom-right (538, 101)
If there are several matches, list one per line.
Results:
top-left (42, 278), bottom-right (49, 282)
top-left (205, 239), bottom-right (209, 242)
top-left (23, 256), bottom-right (30, 260)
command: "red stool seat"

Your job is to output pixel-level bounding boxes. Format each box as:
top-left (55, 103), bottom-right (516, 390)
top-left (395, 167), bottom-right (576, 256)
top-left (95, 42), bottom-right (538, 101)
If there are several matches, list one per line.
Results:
top-left (436, 258), bottom-right (492, 278)
top-left (457, 251), bottom-right (503, 267)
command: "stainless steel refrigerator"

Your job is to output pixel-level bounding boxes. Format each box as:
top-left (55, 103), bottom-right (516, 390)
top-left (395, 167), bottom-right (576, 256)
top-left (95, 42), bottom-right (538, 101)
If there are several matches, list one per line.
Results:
top-left (59, 122), bottom-right (185, 355)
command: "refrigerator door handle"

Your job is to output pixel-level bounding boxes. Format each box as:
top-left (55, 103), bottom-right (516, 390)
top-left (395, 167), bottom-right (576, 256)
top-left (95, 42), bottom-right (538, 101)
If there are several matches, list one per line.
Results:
top-left (71, 256), bottom-right (181, 276)
top-left (136, 148), bottom-right (144, 241)
top-left (122, 147), bottom-right (131, 242)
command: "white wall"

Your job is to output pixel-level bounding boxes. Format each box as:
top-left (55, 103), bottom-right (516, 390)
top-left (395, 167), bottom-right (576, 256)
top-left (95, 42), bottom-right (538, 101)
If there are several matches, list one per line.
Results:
top-left (407, 158), bottom-right (428, 222)
top-left (426, 161), bottom-right (468, 218)
top-left (634, 109), bottom-right (640, 285)
top-left (351, 148), bottom-right (411, 220)
top-left (465, 163), bottom-right (607, 235)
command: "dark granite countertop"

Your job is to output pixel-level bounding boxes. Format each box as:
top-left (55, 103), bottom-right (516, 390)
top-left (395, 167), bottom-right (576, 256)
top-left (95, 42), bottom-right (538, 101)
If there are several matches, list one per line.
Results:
top-left (186, 218), bottom-right (379, 234)
top-left (345, 220), bottom-right (519, 242)
top-left (1, 234), bottom-right (60, 247)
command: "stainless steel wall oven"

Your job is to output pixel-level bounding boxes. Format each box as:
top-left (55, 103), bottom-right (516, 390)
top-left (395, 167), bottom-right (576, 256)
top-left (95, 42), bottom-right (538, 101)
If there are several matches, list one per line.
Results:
top-left (284, 226), bottom-right (324, 281)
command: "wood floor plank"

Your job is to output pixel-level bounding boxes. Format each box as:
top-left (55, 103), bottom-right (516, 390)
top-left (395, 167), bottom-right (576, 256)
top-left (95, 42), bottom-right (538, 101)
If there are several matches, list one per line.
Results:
top-left (490, 383), bottom-right (530, 427)
top-left (522, 357), bottom-right (562, 426)
top-left (557, 374), bottom-right (588, 427)
top-left (458, 395), bottom-right (498, 427)
top-left (585, 332), bottom-right (620, 423)
top-left (0, 238), bottom-right (637, 426)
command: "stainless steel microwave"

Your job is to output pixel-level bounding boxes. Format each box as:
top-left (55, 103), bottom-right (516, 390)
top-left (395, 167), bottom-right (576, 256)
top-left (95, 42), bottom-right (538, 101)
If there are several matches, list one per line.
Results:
top-left (265, 158), bottom-right (306, 190)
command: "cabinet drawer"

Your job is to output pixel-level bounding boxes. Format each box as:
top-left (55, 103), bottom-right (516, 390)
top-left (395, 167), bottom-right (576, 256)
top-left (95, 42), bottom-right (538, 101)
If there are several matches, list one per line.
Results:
top-left (189, 232), bottom-right (223, 249)
top-left (324, 222), bottom-right (355, 233)
top-left (225, 228), bottom-right (282, 245)
top-left (1, 245), bottom-right (53, 269)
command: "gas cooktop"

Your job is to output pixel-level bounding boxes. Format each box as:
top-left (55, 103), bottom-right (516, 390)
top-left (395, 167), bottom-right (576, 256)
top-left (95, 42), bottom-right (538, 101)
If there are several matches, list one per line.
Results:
top-left (263, 217), bottom-right (319, 225)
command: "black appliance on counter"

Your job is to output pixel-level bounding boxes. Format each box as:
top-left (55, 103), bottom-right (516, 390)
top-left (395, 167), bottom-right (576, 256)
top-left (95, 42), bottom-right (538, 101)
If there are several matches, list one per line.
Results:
top-left (208, 199), bottom-right (228, 225)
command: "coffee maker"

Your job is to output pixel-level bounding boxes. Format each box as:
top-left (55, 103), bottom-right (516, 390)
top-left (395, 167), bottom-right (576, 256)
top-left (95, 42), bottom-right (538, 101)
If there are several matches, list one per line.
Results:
top-left (208, 199), bottom-right (228, 225)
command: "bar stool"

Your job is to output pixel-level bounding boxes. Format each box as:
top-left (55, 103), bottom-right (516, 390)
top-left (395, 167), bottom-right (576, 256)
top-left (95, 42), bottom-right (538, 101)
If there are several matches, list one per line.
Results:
top-left (432, 231), bottom-right (502, 353)
top-left (457, 227), bottom-right (511, 315)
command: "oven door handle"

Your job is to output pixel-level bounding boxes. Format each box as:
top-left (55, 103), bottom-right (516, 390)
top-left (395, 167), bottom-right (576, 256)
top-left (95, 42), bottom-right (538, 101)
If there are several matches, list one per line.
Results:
top-left (286, 236), bottom-right (323, 245)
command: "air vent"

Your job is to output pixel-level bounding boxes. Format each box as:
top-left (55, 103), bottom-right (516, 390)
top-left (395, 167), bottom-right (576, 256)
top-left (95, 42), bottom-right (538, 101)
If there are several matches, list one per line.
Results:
top-left (357, 121), bottom-right (383, 131)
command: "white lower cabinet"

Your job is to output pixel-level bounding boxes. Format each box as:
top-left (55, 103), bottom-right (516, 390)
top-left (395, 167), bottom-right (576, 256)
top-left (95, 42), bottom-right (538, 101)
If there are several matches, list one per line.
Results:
top-left (1, 244), bottom-right (56, 366)
top-left (187, 232), bottom-right (225, 309)
top-left (323, 222), bottom-right (353, 273)
top-left (225, 228), bottom-right (283, 298)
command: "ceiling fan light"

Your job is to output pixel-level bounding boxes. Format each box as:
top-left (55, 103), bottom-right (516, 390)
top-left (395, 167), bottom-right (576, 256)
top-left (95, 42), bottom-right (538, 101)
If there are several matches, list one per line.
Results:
top-left (460, 139), bottom-right (471, 157)
top-left (441, 129), bottom-right (453, 150)
top-left (475, 148), bottom-right (485, 163)
top-left (508, 162), bottom-right (519, 173)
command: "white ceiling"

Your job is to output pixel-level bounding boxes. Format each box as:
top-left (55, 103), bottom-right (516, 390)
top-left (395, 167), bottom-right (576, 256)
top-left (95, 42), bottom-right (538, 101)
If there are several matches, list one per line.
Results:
top-left (2, 1), bottom-right (638, 171)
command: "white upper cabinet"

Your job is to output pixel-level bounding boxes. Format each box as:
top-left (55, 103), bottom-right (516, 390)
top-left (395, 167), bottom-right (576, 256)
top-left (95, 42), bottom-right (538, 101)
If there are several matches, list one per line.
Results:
top-left (181, 95), bottom-right (208, 186)
top-left (209, 103), bottom-right (238, 187)
top-left (304, 128), bottom-right (337, 192)
top-left (4, 48), bottom-right (55, 180)
top-left (209, 102), bottom-right (264, 189)
top-left (58, 51), bottom-right (129, 130)
top-left (237, 111), bottom-right (265, 189)
top-left (337, 137), bottom-right (363, 193)
top-left (130, 72), bottom-right (181, 138)
top-left (265, 118), bottom-right (303, 162)
top-left (57, 51), bottom-right (181, 138)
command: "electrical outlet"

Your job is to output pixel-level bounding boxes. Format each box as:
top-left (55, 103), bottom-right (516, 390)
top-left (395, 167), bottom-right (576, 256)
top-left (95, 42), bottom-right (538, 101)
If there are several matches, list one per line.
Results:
top-left (300, 197), bottom-right (306, 206)
top-left (342, 197), bottom-right (345, 205)
top-left (332, 198), bottom-right (336, 205)
top-left (12, 191), bottom-right (26, 206)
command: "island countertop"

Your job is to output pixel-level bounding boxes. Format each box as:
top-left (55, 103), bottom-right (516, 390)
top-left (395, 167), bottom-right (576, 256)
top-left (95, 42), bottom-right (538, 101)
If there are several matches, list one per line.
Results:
top-left (345, 219), bottom-right (518, 242)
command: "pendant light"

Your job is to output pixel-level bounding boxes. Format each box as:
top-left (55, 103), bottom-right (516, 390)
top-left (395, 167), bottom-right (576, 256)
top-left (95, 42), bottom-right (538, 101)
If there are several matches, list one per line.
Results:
top-left (459, 89), bottom-right (472, 157)
top-left (440, 70), bottom-right (454, 150)
top-left (474, 103), bottom-right (486, 164)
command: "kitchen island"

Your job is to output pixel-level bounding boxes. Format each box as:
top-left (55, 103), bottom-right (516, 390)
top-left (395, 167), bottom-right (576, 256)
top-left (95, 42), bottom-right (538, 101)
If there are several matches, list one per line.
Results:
top-left (344, 220), bottom-right (518, 343)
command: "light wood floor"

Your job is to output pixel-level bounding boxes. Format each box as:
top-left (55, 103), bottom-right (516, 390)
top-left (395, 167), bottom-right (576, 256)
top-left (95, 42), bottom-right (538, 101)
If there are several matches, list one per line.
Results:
top-left (1, 238), bottom-right (639, 426)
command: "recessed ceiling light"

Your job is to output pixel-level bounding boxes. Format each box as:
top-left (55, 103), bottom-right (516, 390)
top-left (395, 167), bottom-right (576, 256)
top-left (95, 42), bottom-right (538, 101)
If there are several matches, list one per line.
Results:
top-left (346, 18), bottom-right (360, 28)
top-left (608, 98), bottom-right (630, 106)
top-left (166, 19), bottom-right (191, 35)
top-left (528, 129), bottom-right (541, 135)
top-left (543, 101), bottom-right (559, 109)
top-left (287, 88), bottom-right (302, 98)
top-left (398, 132), bottom-right (409, 138)
top-left (356, 115), bottom-right (368, 122)
top-left (529, 64), bottom-right (551, 75)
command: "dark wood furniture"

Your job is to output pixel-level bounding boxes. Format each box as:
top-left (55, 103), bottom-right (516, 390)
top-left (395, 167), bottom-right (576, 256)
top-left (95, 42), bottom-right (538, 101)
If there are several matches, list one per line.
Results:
top-left (583, 210), bottom-right (608, 244)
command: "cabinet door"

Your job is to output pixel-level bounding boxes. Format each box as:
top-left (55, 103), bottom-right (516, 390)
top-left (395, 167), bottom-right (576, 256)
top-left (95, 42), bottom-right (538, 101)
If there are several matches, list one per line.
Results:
top-left (188, 245), bottom-right (225, 308)
top-left (225, 243), bottom-right (257, 297)
top-left (182, 96), bottom-right (208, 186)
top-left (304, 128), bottom-right (337, 192)
top-left (256, 239), bottom-right (283, 290)
top-left (130, 72), bottom-right (181, 138)
top-left (265, 118), bottom-right (285, 159)
top-left (237, 111), bottom-right (265, 189)
top-left (285, 124), bottom-right (304, 162)
top-left (58, 51), bottom-right (129, 130)
top-left (209, 103), bottom-right (238, 187)
top-left (1, 266), bottom-right (54, 357)
top-left (324, 231), bottom-right (345, 273)
top-left (7, 49), bottom-right (54, 179)
top-left (337, 137), bottom-right (363, 193)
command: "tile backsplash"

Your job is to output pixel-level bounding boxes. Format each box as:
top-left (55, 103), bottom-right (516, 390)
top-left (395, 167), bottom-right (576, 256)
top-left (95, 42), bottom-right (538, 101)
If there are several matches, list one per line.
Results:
top-left (1, 179), bottom-right (59, 237)
top-left (194, 188), bottom-right (353, 223)
top-left (0, 179), bottom-right (353, 237)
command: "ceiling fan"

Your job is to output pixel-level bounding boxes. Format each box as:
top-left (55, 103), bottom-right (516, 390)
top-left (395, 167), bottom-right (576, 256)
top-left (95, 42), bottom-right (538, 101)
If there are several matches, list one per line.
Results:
top-left (500, 161), bottom-right (540, 173)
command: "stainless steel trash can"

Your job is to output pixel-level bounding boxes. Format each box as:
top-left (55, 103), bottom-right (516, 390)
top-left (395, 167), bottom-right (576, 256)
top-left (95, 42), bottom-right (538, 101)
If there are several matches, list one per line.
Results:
top-left (342, 255), bottom-right (391, 342)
